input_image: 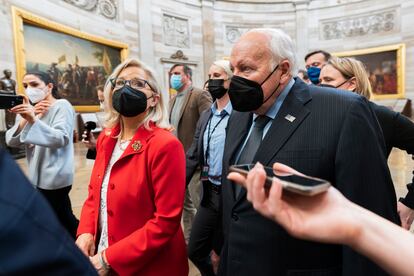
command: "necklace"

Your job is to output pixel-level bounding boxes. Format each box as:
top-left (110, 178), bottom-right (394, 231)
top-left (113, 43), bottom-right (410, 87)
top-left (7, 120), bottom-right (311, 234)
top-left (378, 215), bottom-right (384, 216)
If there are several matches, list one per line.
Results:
top-left (118, 138), bottom-right (131, 151)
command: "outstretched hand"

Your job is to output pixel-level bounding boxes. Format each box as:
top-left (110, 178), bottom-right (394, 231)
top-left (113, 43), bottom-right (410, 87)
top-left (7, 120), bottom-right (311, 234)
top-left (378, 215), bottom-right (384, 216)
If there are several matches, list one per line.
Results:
top-left (228, 162), bottom-right (361, 245)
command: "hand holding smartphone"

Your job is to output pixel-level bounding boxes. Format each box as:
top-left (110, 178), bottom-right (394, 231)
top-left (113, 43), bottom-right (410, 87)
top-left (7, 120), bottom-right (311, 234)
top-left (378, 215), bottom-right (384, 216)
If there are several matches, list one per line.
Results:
top-left (229, 164), bottom-right (330, 196)
top-left (0, 94), bottom-right (24, 109)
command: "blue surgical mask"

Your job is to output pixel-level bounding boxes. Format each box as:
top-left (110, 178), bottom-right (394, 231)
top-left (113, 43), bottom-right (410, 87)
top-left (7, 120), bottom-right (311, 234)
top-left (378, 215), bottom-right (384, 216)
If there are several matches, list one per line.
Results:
top-left (307, 67), bottom-right (321, 85)
top-left (170, 75), bottom-right (183, 90)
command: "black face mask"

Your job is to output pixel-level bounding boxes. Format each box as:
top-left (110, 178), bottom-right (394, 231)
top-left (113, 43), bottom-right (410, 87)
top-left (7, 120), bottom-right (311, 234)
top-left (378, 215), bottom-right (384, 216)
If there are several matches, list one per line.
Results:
top-left (228, 65), bottom-right (280, 112)
top-left (112, 85), bottom-right (152, 117)
top-left (207, 79), bottom-right (228, 100)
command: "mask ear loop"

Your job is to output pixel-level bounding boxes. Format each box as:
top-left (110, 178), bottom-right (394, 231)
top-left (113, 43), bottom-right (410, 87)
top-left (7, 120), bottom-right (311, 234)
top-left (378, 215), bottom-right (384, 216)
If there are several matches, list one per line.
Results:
top-left (260, 64), bottom-right (279, 86)
top-left (203, 80), bottom-right (209, 90)
top-left (334, 79), bottom-right (350, 88)
top-left (261, 64), bottom-right (281, 104)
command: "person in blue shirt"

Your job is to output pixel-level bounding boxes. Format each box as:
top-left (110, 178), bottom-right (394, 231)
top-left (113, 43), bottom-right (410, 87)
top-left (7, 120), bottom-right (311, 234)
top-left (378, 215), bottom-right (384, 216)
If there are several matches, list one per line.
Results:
top-left (186, 60), bottom-right (233, 276)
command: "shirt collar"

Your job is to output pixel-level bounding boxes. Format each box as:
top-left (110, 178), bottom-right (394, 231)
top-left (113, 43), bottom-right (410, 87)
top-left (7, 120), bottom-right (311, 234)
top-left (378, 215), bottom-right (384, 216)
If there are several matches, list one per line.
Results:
top-left (177, 86), bottom-right (191, 97)
top-left (254, 78), bottom-right (295, 120)
top-left (211, 100), bottom-right (233, 116)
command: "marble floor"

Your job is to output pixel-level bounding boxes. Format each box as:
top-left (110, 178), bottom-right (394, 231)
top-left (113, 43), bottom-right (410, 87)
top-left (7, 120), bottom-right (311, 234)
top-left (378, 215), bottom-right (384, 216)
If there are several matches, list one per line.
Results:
top-left (15, 144), bottom-right (414, 275)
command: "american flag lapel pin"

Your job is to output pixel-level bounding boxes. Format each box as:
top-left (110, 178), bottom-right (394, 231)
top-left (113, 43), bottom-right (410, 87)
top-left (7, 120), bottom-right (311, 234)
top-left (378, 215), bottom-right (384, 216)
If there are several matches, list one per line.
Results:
top-left (285, 114), bottom-right (296, 122)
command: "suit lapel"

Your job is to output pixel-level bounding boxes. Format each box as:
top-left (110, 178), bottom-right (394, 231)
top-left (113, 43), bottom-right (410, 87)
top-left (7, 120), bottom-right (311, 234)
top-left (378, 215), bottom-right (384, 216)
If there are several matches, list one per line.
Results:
top-left (198, 109), bottom-right (212, 165)
top-left (235, 79), bottom-right (312, 202)
top-left (223, 111), bottom-right (252, 201)
top-left (169, 96), bottom-right (176, 118)
top-left (102, 125), bottom-right (119, 170)
top-left (118, 124), bottom-right (155, 160)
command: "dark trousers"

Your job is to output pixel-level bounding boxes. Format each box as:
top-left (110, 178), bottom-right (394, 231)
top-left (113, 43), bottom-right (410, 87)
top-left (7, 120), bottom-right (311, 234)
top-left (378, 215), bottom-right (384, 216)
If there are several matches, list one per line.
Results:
top-left (188, 181), bottom-right (222, 276)
top-left (38, 186), bottom-right (79, 239)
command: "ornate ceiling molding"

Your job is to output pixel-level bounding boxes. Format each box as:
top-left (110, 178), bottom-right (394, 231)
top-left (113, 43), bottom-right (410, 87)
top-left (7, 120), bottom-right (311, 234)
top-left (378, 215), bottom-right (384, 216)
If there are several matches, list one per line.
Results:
top-left (160, 50), bottom-right (198, 65)
top-left (64, 0), bottom-right (118, 20)
top-left (320, 8), bottom-right (397, 40)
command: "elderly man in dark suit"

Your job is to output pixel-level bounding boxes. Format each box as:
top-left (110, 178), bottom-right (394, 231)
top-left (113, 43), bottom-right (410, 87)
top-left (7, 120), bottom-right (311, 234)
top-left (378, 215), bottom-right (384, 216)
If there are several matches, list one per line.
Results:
top-left (0, 148), bottom-right (96, 275)
top-left (218, 28), bottom-right (399, 276)
top-left (169, 64), bottom-right (212, 243)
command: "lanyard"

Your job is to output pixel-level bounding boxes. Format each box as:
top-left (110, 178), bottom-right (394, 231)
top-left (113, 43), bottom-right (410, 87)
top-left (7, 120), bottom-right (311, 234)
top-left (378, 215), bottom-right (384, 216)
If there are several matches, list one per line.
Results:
top-left (204, 111), bottom-right (227, 164)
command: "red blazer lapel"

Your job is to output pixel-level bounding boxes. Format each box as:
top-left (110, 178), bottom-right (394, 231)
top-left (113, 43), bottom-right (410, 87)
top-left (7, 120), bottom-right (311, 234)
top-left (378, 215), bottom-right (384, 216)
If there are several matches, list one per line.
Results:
top-left (102, 125), bottom-right (120, 170)
top-left (119, 122), bottom-right (157, 160)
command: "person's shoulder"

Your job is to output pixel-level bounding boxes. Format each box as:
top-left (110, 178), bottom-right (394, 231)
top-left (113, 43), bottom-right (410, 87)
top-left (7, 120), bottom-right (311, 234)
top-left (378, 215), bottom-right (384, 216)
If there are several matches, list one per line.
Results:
top-left (55, 98), bottom-right (73, 107)
top-left (369, 102), bottom-right (396, 116)
top-left (191, 86), bottom-right (208, 96)
top-left (149, 126), bottom-right (183, 149)
top-left (200, 107), bottom-right (212, 117)
top-left (151, 126), bottom-right (177, 141)
top-left (54, 99), bottom-right (75, 112)
top-left (307, 85), bottom-right (366, 107)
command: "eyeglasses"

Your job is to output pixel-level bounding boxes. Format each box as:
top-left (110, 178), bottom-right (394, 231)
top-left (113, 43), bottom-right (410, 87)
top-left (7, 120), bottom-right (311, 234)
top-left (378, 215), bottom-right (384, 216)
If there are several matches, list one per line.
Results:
top-left (110, 78), bottom-right (155, 92)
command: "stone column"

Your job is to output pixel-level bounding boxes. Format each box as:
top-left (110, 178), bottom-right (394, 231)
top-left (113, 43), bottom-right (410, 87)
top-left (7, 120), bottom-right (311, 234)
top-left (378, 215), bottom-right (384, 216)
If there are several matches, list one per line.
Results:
top-left (137, 0), bottom-right (155, 68)
top-left (201, 0), bottom-right (216, 79)
top-left (294, 0), bottom-right (310, 69)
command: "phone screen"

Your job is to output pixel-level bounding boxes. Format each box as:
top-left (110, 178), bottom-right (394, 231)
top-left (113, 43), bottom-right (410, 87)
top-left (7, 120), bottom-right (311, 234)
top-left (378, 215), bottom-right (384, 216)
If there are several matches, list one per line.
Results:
top-left (231, 164), bottom-right (327, 187)
top-left (0, 94), bottom-right (23, 109)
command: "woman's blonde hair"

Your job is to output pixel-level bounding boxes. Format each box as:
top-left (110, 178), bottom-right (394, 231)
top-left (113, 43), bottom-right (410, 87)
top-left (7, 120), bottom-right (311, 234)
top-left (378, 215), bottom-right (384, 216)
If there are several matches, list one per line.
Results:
top-left (103, 58), bottom-right (171, 131)
top-left (327, 56), bottom-right (372, 100)
top-left (212, 59), bottom-right (233, 79)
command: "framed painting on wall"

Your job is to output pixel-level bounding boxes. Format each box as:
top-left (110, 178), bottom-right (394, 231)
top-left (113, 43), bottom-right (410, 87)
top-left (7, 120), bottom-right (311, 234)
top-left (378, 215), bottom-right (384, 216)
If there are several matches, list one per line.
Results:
top-left (334, 43), bottom-right (405, 100)
top-left (12, 6), bottom-right (128, 112)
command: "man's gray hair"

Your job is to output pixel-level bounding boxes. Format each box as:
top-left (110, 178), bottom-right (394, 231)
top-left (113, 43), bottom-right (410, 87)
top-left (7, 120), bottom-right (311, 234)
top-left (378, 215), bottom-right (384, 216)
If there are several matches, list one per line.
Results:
top-left (246, 28), bottom-right (298, 75)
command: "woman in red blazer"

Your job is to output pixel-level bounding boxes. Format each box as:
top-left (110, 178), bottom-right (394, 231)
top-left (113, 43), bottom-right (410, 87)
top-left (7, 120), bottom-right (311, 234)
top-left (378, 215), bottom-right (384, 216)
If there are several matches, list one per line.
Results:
top-left (76, 58), bottom-right (188, 276)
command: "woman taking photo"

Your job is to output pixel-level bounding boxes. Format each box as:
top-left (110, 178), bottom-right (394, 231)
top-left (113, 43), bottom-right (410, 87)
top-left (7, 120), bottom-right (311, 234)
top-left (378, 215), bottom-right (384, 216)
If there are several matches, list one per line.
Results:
top-left (6, 71), bottom-right (78, 238)
top-left (319, 56), bottom-right (414, 229)
top-left (76, 58), bottom-right (188, 276)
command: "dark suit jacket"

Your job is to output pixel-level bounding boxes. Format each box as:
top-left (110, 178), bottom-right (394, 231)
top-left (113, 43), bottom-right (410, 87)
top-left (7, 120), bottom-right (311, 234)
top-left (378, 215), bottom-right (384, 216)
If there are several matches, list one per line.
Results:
top-left (186, 108), bottom-right (212, 186)
top-left (219, 78), bottom-right (399, 276)
top-left (169, 86), bottom-right (212, 152)
top-left (370, 102), bottom-right (414, 208)
top-left (0, 148), bottom-right (96, 275)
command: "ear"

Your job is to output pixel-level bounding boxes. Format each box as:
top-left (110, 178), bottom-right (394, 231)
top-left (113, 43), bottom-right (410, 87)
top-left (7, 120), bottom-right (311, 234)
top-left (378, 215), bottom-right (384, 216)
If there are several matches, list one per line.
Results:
top-left (46, 83), bottom-right (54, 94)
top-left (184, 73), bottom-right (191, 83)
top-left (279, 60), bottom-right (292, 85)
top-left (347, 77), bottom-right (357, 91)
top-left (150, 94), bottom-right (160, 107)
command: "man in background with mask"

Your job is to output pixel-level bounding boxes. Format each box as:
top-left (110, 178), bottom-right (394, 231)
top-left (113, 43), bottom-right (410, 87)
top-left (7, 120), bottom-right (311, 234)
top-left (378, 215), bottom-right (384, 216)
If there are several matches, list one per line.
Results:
top-left (305, 50), bottom-right (331, 85)
top-left (219, 28), bottom-right (399, 276)
top-left (168, 63), bottom-right (212, 244)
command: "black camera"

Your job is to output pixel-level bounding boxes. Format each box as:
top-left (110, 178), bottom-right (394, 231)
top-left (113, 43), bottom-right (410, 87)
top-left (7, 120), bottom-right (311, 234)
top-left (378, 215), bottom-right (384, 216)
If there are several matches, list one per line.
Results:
top-left (83, 121), bottom-right (97, 141)
top-left (0, 91), bottom-right (23, 109)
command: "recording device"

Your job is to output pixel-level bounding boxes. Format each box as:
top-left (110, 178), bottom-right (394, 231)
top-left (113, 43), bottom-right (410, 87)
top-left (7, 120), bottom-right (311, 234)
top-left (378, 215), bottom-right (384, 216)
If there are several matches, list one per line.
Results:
top-left (83, 121), bottom-right (97, 142)
top-left (229, 164), bottom-right (331, 196)
top-left (0, 92), bottom-right (23, 109)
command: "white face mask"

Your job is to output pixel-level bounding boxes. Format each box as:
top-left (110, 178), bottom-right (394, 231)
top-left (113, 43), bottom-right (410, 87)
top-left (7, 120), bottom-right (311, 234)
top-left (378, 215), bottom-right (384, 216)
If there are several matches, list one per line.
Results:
top-left (26, 87), bottom-right (47, 104)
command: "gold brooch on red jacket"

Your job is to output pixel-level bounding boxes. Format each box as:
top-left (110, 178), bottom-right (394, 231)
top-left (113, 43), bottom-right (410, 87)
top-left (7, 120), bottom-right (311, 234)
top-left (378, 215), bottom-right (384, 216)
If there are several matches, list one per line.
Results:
top-left (131, 140), bottom-right (142, 151)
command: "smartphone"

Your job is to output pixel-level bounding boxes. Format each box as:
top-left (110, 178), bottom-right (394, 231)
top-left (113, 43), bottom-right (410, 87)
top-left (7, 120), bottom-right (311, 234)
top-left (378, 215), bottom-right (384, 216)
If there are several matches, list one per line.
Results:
top-left (0, 94), bottom-right (23, 109)
top-left (229, 164), bottom-right (331, 196)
